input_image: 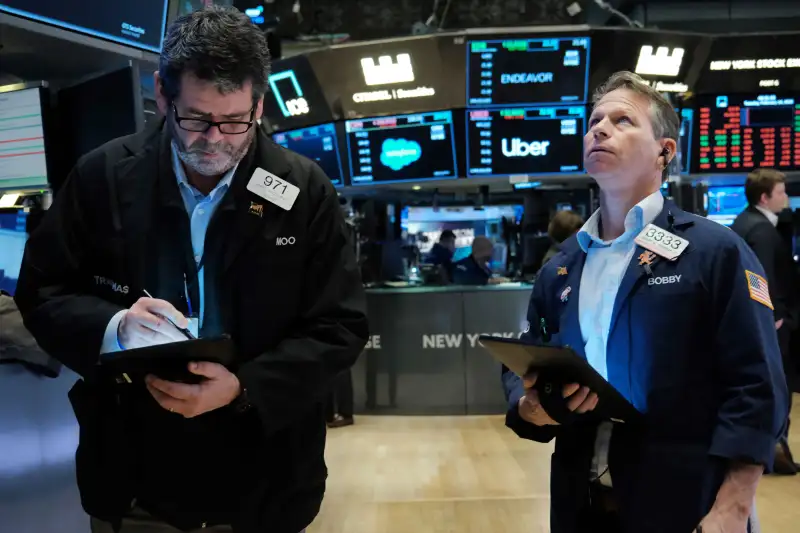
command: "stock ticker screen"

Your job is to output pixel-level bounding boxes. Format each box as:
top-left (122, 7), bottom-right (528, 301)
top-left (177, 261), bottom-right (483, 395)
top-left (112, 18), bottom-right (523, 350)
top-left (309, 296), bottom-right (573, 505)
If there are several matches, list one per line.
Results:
top-left (466, 37), bottom-right (591, 107)
top-left (272, 123), bottom-right (344, 187)
top-left (697, 93), bottom-right (800, 172)
top-left (0, 0), bottom-right (168, 52)
top-left (345, 111), bottom-right (458, 185)
top-left (466, 106), bottom-right (585, 177)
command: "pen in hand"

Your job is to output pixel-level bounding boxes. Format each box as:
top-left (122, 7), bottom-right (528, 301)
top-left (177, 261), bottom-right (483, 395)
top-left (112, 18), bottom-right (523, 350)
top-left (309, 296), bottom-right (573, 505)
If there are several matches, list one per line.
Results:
top-left (142, 289), bottom-right (197, 340)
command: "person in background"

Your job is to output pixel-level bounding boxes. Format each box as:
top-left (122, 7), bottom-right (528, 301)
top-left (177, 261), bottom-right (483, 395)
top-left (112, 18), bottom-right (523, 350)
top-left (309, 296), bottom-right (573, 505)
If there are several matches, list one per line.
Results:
top-left (15, 7), bottom-right (367, 533)
top-left (453, 236), bottom-right (509, 285)
top-left (502, 71), bottom-right (788, 533)
top-left (731, 168), bottom-right (799, 475)
top-left (542, 210), bottom-right (585, 266)
top-left (425, 229), bottom-right (457, 282)
top-left (325, 369), bottom-right (355, 428)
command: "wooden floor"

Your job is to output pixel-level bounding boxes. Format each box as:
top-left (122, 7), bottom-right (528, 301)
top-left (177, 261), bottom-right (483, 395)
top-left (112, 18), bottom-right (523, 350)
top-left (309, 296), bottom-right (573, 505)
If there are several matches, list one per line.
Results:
top-left (309, 395), bottom-right (800, 533)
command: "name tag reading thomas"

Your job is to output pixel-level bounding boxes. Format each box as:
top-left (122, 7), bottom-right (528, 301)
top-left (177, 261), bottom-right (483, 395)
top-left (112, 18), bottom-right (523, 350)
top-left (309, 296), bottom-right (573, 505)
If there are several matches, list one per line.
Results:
top-left (634, 224), bottom-right (690, 261)
top-left (246, 168), bottom-right (299, 211)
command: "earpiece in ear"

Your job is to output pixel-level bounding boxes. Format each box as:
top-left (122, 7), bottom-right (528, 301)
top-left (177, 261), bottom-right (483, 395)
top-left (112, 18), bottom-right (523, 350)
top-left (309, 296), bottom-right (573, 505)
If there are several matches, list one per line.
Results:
top-left (659, 147), bottom-right (671, 169)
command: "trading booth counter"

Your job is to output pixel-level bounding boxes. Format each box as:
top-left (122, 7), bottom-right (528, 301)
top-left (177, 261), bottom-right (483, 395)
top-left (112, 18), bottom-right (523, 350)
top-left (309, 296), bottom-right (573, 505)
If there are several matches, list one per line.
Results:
top-left (353, 283), bottom-right (532, 415)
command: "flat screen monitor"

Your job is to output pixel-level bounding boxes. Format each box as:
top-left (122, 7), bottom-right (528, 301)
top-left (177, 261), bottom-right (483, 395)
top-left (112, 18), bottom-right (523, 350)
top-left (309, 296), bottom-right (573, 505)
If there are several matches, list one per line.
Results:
top-left (0, 208), bottom-right (28, 295)
top-left (466, 37), bottom-right (591, 107)
top-left (696, 93), bottom-right (800, 172)
top-left (0, 1), bottom-right (168, 53)
top-left (678, 108), bottom-right (693, 174)
top-left (403, 205), bottom-right (521, 272)
top-left (262, 55), bottom-right (333, 132)
top-left (589, 29), bottom-right (705, 96)
top-left (706, 186), bottom-right (746, 226)
top-left (697, 34), bottom-right (800, 94)
top-left (345, 111), bottom-right (458, 186)
top-left (272, 123), bottom-right (345, 187)
top-left (309, 36), bottom-right (459, 118)
top-left (466, 106), bottom-right (585, 178)
top-left (0, 87), bottom-right (49, 192)
top-left (58, 67), bottom-right (141, 182)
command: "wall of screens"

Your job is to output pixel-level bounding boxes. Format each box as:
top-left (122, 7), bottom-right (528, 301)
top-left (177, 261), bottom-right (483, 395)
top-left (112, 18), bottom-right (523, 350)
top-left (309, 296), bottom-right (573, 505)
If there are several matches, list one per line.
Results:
top-left (345, 111), bottom-right (458, 186)
top-left (0, 0), bottom-right (168, 52)
top-left (256, 29), bottom-right (800, 186)
top-left (696, 93), bottom-right (800, 172)
top-left (272, 123), bottom-right (345, 188)
top-left (464, 35), bottom-right (591, 179)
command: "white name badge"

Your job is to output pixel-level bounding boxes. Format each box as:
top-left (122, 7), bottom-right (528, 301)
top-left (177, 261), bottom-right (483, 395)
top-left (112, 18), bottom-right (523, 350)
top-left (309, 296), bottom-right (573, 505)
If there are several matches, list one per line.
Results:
top-left (246, 168), bottom-right (300, 211)
top-left (634, 223), bottom-right (690, 261)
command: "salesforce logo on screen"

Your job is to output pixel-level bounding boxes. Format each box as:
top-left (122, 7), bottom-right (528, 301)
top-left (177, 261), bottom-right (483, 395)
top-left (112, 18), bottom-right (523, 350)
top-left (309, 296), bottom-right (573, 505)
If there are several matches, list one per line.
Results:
top-left (500, 72), bottom-right (554, 84)
top-left (502, 139), bottom-right (550, 157)
top-left (380, 138), bottom-right (422, 170)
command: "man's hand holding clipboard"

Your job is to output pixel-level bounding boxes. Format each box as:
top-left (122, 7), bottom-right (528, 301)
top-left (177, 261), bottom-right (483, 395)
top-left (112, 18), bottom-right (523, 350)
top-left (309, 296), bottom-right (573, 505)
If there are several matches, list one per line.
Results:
top-left (518, 372), bottom-right (599, 426)
top-left (480, 336), bottom-right (641, 424)
top-left (103, 295), bottom-right (243, 418)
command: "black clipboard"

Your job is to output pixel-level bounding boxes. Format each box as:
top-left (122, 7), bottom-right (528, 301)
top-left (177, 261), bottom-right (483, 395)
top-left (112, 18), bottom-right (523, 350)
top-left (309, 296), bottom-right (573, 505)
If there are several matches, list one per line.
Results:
top-left (99, 335), bottom-right (236, 385)
top-left (479, 335), bottom-right (641, 423)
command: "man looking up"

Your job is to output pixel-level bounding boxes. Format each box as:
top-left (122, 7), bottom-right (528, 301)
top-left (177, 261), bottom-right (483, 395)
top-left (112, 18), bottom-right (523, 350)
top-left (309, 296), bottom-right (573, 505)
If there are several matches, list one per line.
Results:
top-left (502, 71), bottom-right (788, 533)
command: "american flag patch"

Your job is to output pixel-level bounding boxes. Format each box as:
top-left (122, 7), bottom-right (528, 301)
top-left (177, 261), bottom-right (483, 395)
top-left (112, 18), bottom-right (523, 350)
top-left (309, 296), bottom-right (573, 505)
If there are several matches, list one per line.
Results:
top-left (746, 270), bottom-right (773, 310)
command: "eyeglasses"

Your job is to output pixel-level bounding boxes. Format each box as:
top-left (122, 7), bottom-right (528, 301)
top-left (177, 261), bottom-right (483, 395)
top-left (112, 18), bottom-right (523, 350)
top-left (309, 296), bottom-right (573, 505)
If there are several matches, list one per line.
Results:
top-left (172, 104), bottom-right (255, 135)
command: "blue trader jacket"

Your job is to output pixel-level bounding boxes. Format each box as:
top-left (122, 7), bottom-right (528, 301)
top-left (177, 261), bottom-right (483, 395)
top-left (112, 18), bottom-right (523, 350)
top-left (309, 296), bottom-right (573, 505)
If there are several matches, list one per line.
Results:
top-left (502, 200), bottom-right (788, 533)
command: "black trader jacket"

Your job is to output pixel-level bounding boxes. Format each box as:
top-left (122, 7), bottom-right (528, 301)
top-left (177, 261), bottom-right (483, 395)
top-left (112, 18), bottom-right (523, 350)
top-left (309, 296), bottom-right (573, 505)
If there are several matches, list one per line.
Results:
top-left (14, 122), bottom-right (369, 533)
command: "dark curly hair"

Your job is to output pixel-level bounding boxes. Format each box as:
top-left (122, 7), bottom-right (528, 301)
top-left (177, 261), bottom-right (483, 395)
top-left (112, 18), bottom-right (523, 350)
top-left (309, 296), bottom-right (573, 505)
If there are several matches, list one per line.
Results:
top-left (158, 5), bottom-right (270, 105)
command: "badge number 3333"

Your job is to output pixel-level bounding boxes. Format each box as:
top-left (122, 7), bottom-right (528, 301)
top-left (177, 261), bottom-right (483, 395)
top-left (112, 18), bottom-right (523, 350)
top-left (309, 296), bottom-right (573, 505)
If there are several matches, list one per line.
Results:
top-left (634, 223), bottom-right (690, 261)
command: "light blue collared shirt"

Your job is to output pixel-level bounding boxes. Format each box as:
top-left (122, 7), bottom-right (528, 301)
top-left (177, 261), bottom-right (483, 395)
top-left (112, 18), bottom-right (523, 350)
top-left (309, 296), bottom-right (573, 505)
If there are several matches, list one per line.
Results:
top-left (100, 145), bottom-right (238, 353)
top-left (576, 189), bottom-right (664, 488)
top-left (576, 190), bottom-right (664, 381)
top-left (171, 143), bottom-right (238, 331)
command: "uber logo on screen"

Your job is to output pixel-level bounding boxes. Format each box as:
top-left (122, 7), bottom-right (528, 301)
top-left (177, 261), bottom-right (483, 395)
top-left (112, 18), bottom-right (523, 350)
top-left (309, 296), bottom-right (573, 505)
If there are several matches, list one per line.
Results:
top-left (360, 53), bottom-right (415, 86)
top-left (635, 46), bottom-right (685, 77)
top-left (501, 138), bottom-right (551, 158)
top-left (268, 69), bottom-right (310, 118)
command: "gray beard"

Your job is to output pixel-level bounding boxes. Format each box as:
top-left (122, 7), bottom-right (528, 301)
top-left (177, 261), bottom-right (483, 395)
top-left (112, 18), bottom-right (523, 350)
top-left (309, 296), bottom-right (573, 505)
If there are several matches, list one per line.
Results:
top-left (171, 122), bottom-right (254, 177)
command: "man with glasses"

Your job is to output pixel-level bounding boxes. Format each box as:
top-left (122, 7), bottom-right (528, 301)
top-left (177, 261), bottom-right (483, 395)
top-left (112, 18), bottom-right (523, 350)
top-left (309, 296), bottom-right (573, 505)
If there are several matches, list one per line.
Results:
top-left (15, 6), bottom-right (367, 533)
